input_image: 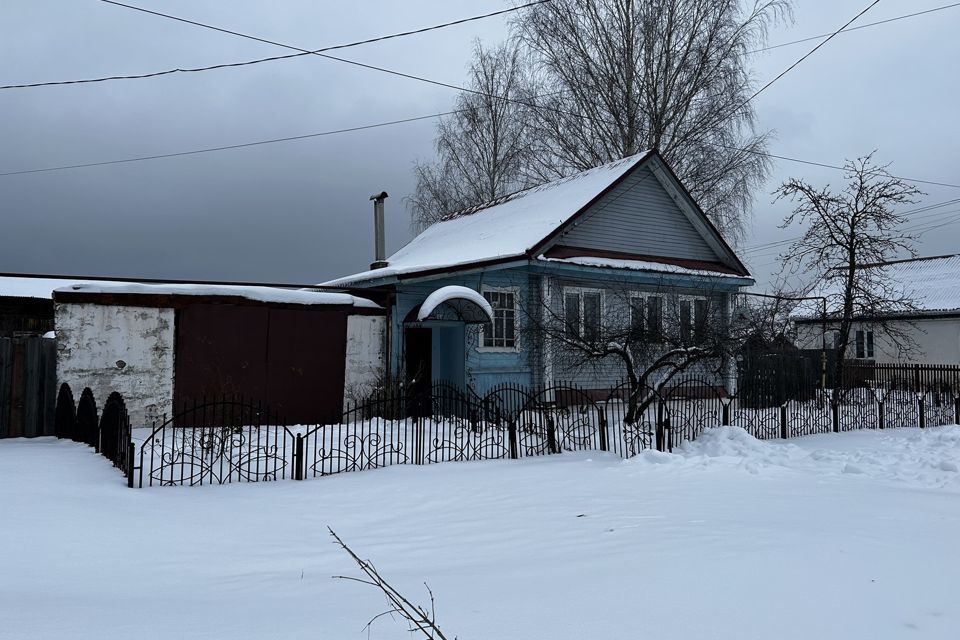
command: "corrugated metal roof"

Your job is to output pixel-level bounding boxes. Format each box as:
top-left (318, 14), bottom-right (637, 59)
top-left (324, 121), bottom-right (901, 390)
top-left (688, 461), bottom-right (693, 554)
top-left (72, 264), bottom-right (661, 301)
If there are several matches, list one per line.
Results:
top-left (796, 254), bottom-right (960, 318)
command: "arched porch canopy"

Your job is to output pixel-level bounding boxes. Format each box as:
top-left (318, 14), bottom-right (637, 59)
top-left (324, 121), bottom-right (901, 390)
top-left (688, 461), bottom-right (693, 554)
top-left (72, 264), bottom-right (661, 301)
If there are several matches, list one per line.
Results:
top-left (405, 285), bottom-right (494, 325)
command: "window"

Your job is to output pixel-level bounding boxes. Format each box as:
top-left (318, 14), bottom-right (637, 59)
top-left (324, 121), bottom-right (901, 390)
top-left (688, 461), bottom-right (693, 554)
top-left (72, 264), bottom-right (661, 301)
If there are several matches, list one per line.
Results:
top-left (564, 291), bottom-right (581, 339)
top-left (481, 289), bottom-right (517, 349)
top-left (855, 331), bottom-right (873, 358)
top-left (646, 296), bottom-right (662, 342)
top-left (583, 291), bottom-right (601, 343)
top-left (629, 294), bottom-right (645, 337)
top-left (564, 288), bottom-right (602, 343)
top-left (679, 300), bottom-right (693, 345)
top-left (694, 298), bottom-right (709, 344)
top-left (855, 329), bottom-right (875, 359)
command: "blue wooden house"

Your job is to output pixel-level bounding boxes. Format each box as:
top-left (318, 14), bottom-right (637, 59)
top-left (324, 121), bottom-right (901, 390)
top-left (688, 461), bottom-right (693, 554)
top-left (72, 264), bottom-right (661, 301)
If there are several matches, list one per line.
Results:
top-left (324, 150), bottom-right (754, 397)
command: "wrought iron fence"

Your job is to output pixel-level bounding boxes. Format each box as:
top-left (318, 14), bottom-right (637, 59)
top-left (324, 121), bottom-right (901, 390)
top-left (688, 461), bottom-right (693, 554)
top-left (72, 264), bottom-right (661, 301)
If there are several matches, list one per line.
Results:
top-left (54, 383), bottom-right (131, 475)
top-left (72, 369), bottom-right (960, 489)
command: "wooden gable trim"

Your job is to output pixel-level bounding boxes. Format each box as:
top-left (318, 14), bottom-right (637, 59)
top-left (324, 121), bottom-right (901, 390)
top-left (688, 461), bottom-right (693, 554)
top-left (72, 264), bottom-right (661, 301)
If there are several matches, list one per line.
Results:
top-left (526, 149), bottom-right (656, 258)
top-left (532, 150), bottom-right (750, 278)
top-left (645, 155), bottom-right (750, 277)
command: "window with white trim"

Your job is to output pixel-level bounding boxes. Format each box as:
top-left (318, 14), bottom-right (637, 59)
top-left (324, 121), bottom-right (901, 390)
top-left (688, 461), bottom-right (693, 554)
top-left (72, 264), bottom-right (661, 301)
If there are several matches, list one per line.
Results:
top-left (481, 288), bottom-right (518, 350)
top-left (564, 288), bottom-right (602, 343)
top-left (629, 294), bottom-right (663, 343)
top-left (855, 329), bottom-right (874, 359)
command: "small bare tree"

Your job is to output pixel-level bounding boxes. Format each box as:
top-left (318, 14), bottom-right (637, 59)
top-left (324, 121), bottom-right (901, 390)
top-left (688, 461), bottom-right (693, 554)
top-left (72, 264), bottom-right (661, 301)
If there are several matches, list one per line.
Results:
top-left (775, 153), bottom-right (923, 399)
top-left (408, 41), bottom-right (537, 232)
top-left (522, 278), bottom-right (739, 423)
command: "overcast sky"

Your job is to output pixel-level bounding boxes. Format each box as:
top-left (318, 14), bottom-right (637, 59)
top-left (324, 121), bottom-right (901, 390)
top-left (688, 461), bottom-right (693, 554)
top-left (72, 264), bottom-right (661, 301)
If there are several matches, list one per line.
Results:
top-left (2, 1), bottom-right (958, 289)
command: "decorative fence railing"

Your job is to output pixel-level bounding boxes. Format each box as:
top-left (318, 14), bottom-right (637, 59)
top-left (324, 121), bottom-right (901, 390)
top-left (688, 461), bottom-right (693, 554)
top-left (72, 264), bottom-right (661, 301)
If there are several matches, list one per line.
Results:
top-left (112, 374), bottom-right (960, 489)
top-left (53, 383), bottom-right (131, 475)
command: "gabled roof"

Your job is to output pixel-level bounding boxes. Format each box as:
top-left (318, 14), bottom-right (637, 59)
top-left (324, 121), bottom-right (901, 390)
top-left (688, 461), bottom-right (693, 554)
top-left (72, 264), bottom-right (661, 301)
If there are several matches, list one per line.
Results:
top-left (794, 254), bottom-right (960, 320)
top-left (324, 150), bottom-right (750, 288)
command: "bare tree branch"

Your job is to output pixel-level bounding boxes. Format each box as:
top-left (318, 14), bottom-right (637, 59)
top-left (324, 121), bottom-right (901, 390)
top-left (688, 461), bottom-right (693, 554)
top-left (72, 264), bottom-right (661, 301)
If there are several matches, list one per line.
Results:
top-left (329, 527), bottom-right (455, 640)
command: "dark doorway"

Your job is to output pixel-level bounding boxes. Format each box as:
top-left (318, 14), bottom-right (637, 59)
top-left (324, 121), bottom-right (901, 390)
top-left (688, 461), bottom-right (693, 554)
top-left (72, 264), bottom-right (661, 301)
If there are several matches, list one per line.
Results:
top-left (405, 327), bottom-right (432, 415)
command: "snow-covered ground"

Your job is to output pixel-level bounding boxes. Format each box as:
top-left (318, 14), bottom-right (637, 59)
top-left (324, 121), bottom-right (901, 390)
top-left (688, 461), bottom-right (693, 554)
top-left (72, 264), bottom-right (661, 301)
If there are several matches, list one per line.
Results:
top-left (2, 426), bottom-right (959, 639)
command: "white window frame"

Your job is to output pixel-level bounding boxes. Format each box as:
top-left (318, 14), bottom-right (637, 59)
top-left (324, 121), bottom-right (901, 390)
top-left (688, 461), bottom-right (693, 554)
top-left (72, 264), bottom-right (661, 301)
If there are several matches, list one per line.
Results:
top-left (673, 294), bottom-right (711, 346)
top-left (478, 286), bottom-right (521, 352)
top-left (563, 286), bottom-right (604, 343)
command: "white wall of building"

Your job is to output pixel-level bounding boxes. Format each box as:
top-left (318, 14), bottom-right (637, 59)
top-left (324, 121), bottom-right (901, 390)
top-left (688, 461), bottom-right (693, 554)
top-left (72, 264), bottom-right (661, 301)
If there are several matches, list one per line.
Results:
top-left (796, 318), bottom-right (960, 364)
top-left (343, 315), bottom-right (386, 405)
top-left (55, 302), bottom-right (174, 427)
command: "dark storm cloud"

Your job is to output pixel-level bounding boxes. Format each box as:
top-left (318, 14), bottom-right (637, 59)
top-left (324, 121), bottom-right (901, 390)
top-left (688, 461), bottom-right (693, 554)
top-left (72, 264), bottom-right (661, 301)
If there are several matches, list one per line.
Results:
top-left (1, 1), bottom-right (958, 288)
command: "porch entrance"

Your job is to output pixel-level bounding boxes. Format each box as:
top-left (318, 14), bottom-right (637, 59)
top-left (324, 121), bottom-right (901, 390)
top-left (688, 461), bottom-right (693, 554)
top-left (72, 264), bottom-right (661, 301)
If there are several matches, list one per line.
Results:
top-left (404, 325), bottom-right (466, 394)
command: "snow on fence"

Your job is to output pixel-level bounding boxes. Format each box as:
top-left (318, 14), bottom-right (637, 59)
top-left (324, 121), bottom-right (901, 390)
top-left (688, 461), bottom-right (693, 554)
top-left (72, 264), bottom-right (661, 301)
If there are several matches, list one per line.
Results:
top-left (54, 374), bottom-right (960, 489)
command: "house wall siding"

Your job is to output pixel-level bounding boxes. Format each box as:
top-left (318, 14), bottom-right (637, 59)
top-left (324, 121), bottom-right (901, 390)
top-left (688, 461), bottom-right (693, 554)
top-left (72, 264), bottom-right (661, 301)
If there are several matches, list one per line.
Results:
top-left (796, 318), bottom-right (960, 364)
top-left (555, 165), bottom-right (718, 261)
top-left (55, 302), bottom-right (174, 427)
top-left (390, 270), bottom-right (534, 395)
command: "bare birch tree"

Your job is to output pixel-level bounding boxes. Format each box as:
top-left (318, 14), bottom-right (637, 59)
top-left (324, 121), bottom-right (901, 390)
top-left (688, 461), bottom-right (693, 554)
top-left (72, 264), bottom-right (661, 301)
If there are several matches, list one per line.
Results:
top-left (408, 41), bottom-right (537, 232)
top-left (512, 0), bottom-right (790, 241)
top-left (774, 154), bottom-right (923, 399)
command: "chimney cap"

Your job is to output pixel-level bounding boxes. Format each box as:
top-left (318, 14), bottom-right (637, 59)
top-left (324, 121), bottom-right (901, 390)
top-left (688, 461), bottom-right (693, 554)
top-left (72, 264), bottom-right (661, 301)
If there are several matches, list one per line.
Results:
top-left (369, 191), bottom-right (389, 202)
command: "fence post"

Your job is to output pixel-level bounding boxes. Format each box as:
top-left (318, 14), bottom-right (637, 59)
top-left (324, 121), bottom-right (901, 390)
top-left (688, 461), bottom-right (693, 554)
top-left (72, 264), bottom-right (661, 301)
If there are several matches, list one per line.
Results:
top-left (878, 401), bottom-right (885, 430)
top-left (546, 416), bottom-right (559, 454)
top-left (126, 443), bottom-right (135, 488)
top-left (955, 395), bottom-right (960, 426)
top-left (722, 401), bottom-right (731, 427)
top-left (508, 420), bottom-right (518, 460)
top-left (294, 434), bottom-right (304, 480)
top-left (655, 400), bottom-right (665, 452)
top-left (598, 414), bottom-right (609, 452)
top-left (779, 404), bottom-right (789, 440)
top-left (919, 396), bottom-right (926, 429)
top-left (831, 400), bottom-right (840, 433)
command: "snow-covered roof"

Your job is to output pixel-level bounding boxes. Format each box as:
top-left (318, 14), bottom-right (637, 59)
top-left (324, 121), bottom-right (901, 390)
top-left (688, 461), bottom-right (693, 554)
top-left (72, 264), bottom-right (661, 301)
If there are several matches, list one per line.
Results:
top-left (324, 152), bottom-right (653, 286)
top-left (538, 256), bottom-right (752, 281)
top-left (54, 282), bottom-right (381, 308)
top-left (417, 285), bottom-right (494, 323)
top-left (794, 255), bottom-right (960, 319)
top-left (0, 276), bottom-right (123, 300)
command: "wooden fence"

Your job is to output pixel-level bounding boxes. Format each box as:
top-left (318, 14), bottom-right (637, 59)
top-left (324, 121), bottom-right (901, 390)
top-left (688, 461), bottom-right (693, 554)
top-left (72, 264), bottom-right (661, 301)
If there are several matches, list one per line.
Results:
top-left (0, 336), bottom-right (57, 438)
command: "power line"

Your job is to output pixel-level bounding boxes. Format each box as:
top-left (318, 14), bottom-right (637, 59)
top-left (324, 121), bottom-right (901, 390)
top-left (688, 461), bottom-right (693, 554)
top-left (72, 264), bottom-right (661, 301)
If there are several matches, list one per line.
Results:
top-left (7, 2), bottom-right (952, 93)
top-left (93, 0), bottom-right (524, 102)
top-left (1, 0), bottom-right (545, 91)
top-left (741, 0), bottom-right (882, 106)
top-left (5, 0), bottom-right (959, 195)
top-left (0, 112), bottom-right (455, 177)
top-left (750, 2), bottom-right (960, 54)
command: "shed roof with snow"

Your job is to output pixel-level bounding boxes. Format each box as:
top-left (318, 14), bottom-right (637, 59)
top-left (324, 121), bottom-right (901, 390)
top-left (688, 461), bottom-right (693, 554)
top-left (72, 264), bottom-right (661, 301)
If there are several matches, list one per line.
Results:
top-left (794, 254), bottom-right (960, 321)
top-left (324, 150), bottom-right (752, 287)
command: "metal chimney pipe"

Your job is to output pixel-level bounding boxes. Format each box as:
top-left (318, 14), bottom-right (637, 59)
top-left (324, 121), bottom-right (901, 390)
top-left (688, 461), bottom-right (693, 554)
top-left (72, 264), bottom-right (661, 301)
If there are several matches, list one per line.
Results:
top-left (369, 191), bottom-right (389, 270)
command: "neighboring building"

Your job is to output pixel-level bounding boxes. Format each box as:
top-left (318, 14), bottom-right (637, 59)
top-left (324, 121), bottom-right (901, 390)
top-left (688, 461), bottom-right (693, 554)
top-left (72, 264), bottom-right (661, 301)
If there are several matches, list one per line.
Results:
top-left (53, 283), bottom-right (384, 426)
top-left (794, 255), bottom-right (960, 364)
top-left (324, 150), bottom-right (754, 396)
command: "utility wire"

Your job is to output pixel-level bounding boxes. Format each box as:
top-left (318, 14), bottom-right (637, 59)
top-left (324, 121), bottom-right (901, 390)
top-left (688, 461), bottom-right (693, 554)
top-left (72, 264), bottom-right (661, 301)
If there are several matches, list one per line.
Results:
top-left (2, 3), bottom-right (553, 90)
top-left (6, 2), bottom-right (954, 92)
top-left (93, 0), bottom-right (529, 102)
top-left (0, 112), bottom-right (455, 177)
top-left (5, 0), bottom-right (959, 195)
top-left (740, 0), bottom-right (881, 106)
top-left (749, 2), bottom-right (960, 54)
